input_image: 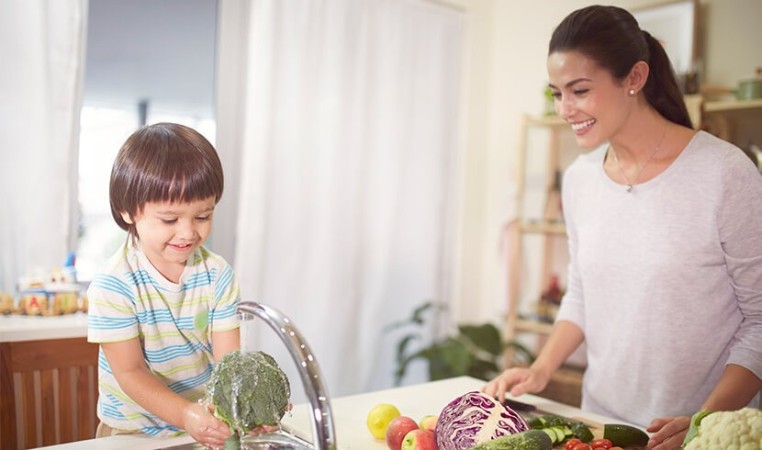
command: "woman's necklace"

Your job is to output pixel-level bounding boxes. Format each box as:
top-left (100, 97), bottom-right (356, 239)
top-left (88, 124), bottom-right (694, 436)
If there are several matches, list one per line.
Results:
top-left (610, 126), bottom-right (667, 193)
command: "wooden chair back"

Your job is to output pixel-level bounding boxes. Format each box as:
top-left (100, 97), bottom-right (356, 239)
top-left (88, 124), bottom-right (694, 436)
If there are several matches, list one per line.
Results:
top-left (0, 337), bottom-right (99, 450)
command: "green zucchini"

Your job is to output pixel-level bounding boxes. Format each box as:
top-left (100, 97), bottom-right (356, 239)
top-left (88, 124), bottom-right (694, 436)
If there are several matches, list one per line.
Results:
top-left (467, 429), bottom-right (553, 450)
top-left (603, 423), bottom-right (649, 447)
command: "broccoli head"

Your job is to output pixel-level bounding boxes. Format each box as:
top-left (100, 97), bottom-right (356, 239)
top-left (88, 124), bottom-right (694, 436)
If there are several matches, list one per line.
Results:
top-left (207, 350), bottom-right (291, 434)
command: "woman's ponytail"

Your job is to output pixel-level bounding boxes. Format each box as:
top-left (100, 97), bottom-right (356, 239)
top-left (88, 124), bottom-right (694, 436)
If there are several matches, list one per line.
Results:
top-left (641, 31), bottom-right (692, 128)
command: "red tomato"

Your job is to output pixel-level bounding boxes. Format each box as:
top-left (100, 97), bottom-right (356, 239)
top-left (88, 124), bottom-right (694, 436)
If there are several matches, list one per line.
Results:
top-left (591, 438), bottom-right (613, 449)
top-left (565, 438), bottom-right (583, 450)
top-left (572, 444), bottom-right (592, 450)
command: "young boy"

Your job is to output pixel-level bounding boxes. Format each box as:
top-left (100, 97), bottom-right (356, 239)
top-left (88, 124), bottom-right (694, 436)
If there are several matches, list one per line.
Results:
top-left (87, 123), bottom-right (238, 448)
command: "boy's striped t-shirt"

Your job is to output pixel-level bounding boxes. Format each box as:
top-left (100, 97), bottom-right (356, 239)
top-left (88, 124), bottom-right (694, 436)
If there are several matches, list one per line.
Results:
top-left (87, 242), bottom-right (240, 436)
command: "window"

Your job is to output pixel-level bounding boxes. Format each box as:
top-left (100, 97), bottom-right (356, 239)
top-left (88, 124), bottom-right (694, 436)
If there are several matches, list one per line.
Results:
top-left (77, 0), bottom-right (217, 280)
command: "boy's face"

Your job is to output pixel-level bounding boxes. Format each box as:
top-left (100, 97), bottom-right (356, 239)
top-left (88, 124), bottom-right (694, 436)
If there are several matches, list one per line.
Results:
top-left (121, 196), bottom-right (216, 283)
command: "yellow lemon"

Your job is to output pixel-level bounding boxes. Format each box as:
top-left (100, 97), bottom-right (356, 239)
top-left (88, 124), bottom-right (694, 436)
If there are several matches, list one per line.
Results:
top-left (366, 403), bottom-right (401, 439)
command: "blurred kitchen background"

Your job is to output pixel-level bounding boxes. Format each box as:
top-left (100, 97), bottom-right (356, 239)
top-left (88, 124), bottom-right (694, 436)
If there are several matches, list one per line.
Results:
top-left (1, 0), bottom-right (760, 405)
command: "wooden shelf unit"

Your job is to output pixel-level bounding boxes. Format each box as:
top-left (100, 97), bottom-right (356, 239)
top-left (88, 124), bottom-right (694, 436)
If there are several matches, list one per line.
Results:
top-left (505, 114), bottom-right (579, 365)
top-left (520, 220), bottom-right (567, 235)
top-left (515, 318), bottom-right (554, 335)
top-left (702, 98), bottom-right (762, 145)
top-left (704, 97), bottom-right (762, 113)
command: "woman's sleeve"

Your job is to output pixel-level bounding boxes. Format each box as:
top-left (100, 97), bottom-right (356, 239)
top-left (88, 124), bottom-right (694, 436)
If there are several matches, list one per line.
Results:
top-left (719, 149), bottom-right (762, 379)
top-left (554, 165), bottom-right (585, 331)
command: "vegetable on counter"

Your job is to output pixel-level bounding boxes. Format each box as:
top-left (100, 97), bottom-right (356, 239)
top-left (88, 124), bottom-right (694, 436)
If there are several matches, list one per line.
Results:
top-left (435, 391), bottom-right (529, 450)
top-left (527, 414), bottom-right (594, 446)
top-left (682, 407), bottom-right (762, 450)
top-left (602, 423), bottom-right (649, 448)
top-left (207, 350), bottom-right (291, 434)
top-left (466, 429), bottom-right (553, 450)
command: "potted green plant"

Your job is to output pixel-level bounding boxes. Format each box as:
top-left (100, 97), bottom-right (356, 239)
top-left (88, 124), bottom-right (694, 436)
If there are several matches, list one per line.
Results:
top-left (385, 302), bottom-right (535, 385)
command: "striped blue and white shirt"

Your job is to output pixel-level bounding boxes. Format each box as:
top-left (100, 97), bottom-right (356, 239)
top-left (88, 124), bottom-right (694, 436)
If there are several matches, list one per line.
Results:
top-left (87, 242), bottom-right (240, 436)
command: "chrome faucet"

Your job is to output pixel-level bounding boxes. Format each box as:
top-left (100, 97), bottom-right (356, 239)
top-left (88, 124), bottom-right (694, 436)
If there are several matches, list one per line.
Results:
top-left (237, 301), bottom-right (337, 450)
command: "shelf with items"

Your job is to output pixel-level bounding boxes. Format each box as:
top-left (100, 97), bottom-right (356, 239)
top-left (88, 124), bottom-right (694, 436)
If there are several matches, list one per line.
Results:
top-left (520, 220), bottom-right (566, 235)
top-left (505, 114), bottom-right (580, 361)
top-left (514, 317), bottom-right (554, 335)
top-left (701, 98), bottom-right (762, 150)
top-left (704, 97), bottom-right (762, 113)
top-left (504, 113), bottom-right (587, 406)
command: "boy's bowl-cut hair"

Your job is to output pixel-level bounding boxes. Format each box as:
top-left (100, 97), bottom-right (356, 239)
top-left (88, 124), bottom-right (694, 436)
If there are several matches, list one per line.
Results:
top-left (109, 122), bottom-right (224, 236)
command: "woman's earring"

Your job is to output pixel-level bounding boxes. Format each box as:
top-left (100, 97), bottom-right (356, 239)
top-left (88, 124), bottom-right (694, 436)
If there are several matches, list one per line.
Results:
top-left (629, 89), bottom-right (636, 96)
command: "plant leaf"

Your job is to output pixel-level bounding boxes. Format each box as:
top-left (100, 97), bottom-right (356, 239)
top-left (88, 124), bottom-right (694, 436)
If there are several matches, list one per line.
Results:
top-left (467, 358), bottom-right (500, 381)
top-left (395, 334), bottom-right (419, 366)
top-left (395, 348), bottom-right (427, 385)
top-left (383, 301), bottom-right (437, 332)
top-left (437, 337), bottom-right (472, 375)
top-left (459, 323), bottom-right (502, 355)
top-left (411, 301), bottom-right (437, 324)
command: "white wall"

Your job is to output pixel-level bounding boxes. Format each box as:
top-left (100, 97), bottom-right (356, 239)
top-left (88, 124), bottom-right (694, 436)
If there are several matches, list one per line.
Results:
top-left (445, 0), bottom-right (762, 327)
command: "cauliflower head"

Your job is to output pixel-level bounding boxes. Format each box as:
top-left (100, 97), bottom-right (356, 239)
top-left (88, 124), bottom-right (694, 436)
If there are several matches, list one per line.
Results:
top-left (683, 407), bottom-right (762, 450)
top-left (207, 350), bottom-right (291, 434)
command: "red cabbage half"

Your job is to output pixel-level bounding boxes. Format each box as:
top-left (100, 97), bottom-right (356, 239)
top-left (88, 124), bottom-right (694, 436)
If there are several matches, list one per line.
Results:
top-left (435, 391), bottom-right (529, 450)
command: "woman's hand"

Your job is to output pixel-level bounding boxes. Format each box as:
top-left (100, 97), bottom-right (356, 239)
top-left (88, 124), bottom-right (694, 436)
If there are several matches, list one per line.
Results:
top-left (646, 416), bottom-right (690, 450)
top-left (481, 367), bottom-right (551, 402)
top-left (182, 401), bottom-right (232, 449)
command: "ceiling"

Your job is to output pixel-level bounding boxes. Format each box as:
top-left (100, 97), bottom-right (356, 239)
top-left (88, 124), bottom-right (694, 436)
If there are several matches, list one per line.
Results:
top-left (84, 0), bottom-right (218, 119)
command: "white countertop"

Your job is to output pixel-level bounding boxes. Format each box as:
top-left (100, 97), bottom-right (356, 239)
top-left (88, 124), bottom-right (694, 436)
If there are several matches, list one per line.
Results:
top-left (0, 313), bottom-right (89, 342)
top-left (34, 376), bottom-right (635, 450)
top-left (282, 376), bottom-right (622, 449)
top-left (34, 434), bottom-right (196, 450)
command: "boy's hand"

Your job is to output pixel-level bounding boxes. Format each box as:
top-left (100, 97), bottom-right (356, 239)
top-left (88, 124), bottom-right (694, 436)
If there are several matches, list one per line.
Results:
top-left (245, 402), bottom-right (291, 436)
top-left (248, 424), bottom-right (280, 435)
top-left (182, 401), bottom-right (231, 449)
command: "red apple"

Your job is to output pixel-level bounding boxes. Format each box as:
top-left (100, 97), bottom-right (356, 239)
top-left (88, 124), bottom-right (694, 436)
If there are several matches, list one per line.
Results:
top-left (386, 416), bottom-right (419, 450)
top-left (418, 415), bottom-right (437, 432)
top-left (401, 429), bottom-right (436, 450)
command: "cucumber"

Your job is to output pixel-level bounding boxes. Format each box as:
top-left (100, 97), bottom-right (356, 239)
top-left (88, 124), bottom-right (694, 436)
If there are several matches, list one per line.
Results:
top-left (528, 414), bottom-right (593, 443)
top-left (603, 423), bottom-right (650, 447)
top-left (540, 428), bottom-right (556, 443)
top-left (467, 430), bottom-right (553, 450)
top-left (527, 417), bottom-right (545, 429)
top-left (539, 426), bottom-right (565, 444)
top-left (543, 415), bottom-right (569, 428)
top-left (570, 421), bottom-right (594, 442)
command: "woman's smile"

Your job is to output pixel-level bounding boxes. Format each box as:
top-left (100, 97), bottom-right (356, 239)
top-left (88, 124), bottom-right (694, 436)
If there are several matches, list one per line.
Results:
top-left (570, 118), bottom-right (597, 134)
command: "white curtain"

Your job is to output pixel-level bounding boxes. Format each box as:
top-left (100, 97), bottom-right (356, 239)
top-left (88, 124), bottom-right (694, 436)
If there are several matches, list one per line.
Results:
top-left (0, 1), bottom-right (86, 292)
top-left (228, 0), bottom-right (464, 401)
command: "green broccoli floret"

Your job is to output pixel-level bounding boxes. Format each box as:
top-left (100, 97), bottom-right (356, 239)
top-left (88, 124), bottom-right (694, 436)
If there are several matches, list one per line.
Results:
top-left (207, 350), bottom-right (291, 434)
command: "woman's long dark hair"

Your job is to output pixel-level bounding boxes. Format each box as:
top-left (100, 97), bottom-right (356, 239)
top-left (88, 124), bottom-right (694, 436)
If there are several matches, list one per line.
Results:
top-left (549, 5), bottom-right (692, 128)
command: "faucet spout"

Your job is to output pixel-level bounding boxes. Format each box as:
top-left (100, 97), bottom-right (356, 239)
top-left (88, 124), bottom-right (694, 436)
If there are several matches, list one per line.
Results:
top-left (237, 301), bottom-right (337, 450)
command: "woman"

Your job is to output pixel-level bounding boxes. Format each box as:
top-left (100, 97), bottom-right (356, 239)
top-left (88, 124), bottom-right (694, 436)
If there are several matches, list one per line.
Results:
top-left (483, 5), bottom-right (762, 450)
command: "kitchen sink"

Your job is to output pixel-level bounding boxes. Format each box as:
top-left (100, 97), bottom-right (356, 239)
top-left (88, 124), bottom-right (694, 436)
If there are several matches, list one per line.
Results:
top-left (158, 301), bottom-right (335, 449)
